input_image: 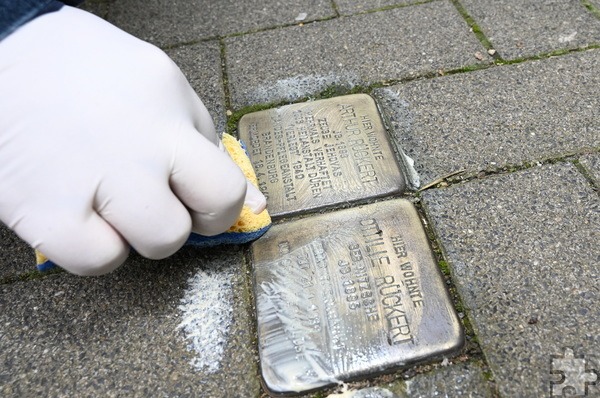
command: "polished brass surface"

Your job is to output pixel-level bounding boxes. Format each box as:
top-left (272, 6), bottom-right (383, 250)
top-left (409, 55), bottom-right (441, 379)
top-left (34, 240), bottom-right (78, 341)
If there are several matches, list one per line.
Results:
top-left (238, 94), bottom-right (405, 217)
top-left (252, 199), bottom-right (463, 395)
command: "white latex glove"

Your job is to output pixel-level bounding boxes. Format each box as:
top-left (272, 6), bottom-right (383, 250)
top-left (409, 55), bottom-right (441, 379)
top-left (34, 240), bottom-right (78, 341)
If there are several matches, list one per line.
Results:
top-left (0, 6), bottom-right (266, 275)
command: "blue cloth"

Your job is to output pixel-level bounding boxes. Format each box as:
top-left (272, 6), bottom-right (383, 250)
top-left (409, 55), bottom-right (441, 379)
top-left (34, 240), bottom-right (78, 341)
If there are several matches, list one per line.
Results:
top-left (37, 226), bottom-right (273, 271)
top-left (0, 0), bottom-right (83, 41)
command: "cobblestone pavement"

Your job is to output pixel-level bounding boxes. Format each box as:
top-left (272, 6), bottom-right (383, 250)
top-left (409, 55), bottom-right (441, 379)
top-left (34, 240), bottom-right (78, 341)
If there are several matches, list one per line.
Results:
top-left (1, 1), bottom-right (599, 397)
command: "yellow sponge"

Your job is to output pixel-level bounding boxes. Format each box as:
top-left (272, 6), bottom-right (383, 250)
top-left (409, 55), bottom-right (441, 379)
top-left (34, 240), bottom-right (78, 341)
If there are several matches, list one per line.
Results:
top-left (218, 133), bottom-right (271, 234)
top-left (185, 133), bottom-right (272, 246)
top-left (36, 133), bottom-right (271, 271)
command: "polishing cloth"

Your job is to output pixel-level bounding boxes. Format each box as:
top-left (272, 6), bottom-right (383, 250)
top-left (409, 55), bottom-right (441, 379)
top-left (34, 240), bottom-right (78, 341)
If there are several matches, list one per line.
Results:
top-left (35, 133), bottom-right (271, 271)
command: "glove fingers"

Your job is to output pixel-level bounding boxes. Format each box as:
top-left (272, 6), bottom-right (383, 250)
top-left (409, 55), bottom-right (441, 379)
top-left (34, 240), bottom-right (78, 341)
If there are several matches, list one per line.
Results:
top-left (95, 171), bottom-right (192, 259)
top-left (184, 87), bottom-right (219, 146)
top-left (244, 180), bottom-right (268, 214)
top-left (18, 206), bottom-right (129, 276)
top-left (170, 129), bottom-right (247, 236)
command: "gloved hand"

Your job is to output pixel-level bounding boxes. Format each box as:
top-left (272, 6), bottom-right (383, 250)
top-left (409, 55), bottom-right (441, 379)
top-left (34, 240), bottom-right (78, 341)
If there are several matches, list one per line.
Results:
top-left (0, 6), bottom-right (266, 275)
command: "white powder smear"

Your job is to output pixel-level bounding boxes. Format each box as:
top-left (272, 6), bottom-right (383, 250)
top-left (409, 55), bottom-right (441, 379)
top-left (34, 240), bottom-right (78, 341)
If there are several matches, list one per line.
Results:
top-left (376, 88), bottom-right (421, 189)
top-left (558, 31), bottom-right (577, 43)
top-left (177, 267), bottom-right (234, 373)
top-left (399, 151), bottom-right (421, 189)
top-left (250, 73), bottom-right (360, 105)
top-left (327, 387), bottom-right (398, 398)
top-left (295, 12), bottom-right (308, 21)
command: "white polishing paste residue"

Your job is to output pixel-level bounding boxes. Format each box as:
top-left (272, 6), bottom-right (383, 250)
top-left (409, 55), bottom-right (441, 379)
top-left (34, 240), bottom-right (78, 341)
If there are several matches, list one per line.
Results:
top-left (378, 88), bottom-right (421, 189)
top-left (177, 267), bottom-right (234, 373)
top-left (327, 387), bottom-right (398, 398)
top-left (251, 73), bottom-right (360, 105)
top-left (400, 151), bottom-right (420, 190)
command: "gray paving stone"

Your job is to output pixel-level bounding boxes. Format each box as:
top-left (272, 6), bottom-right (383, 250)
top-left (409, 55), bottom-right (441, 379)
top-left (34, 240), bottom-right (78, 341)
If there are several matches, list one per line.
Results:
top-left (0, 248), bottom-right (260, 398)
top-left (0, 224), bottom-right (34, 280)
top-left (334, 0), bottom-right (422, 15)
top-left (77, 0), bottom-right (109, 19)
top-left (421, 163), bottom-right (600, 397)
top-left (107, 0), bottom-right (335, 47)
top-left (461, 0), bottom-right (600, 60)
top-left (579, 152), bottom-right (600, 187)
top-left (225, 0), bottom-right (488, 109)
top-left (350, 387), bottom-right (399, 398)
top-left (393, 362), bottom-right (494, 398)
top-left (374, 49), bottom-right (600, 186)
top-left (166, 41), bottom-right (228, 135)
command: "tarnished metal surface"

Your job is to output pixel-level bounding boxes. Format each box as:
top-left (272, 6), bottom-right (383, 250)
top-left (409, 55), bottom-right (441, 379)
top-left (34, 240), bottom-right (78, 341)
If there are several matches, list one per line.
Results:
top-left (238, 94), bottom-right (405, 217)
top-left (251, 199), bottom-right (463, 395)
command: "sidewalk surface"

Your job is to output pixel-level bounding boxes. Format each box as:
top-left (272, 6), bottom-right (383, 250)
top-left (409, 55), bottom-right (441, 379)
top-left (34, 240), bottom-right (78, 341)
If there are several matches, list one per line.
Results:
top-left (1, 1), bottom-right (599, 397)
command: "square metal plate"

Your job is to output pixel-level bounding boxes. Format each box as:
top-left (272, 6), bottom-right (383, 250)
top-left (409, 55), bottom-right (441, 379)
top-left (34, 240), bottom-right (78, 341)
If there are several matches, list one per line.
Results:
top-left (238, 94), bottom-right (405, 217)
top-left (251, 199), bottom-right (464, 395)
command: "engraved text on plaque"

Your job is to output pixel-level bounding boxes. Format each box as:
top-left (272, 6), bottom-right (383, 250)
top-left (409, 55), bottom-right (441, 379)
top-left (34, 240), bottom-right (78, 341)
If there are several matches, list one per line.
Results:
top-left (238, 94), bottom-right (405, 217)
top-left (252, 199), bottom-right (463, 394)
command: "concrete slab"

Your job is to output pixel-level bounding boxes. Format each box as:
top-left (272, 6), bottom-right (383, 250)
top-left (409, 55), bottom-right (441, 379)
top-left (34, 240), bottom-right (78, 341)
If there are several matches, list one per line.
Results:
top-left (225, 0), bottom-right (488, 109)
top-left (579, 152), bottom-right (600, 187)
top-left (165, 41), bottom-right (228, 135)
top-left (107, 0), bottom-right (335, 47)
top-left (328, 387), bottom-right (400, 398)
top-left (0, 248), bottom-right (260, 398)
top-left (78, 0), bottom-right (108, 19)
top-left (0, 225), bottom-right (34, 280)
top-left (461, 0), bottom-right (600, 60)
top-left (334, 0), bottom-right (422, 15)
top-left (374, 49), bottom-right (600, 186)
top-left (421, 163), bottom-right (600, 397)
top-left (393, 362), bottom-right (494, 397)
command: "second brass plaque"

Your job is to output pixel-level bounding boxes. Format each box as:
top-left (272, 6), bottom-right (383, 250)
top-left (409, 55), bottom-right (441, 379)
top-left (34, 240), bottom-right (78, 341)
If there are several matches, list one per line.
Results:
top-left (238, 94), bottom-right (405, 217)
top-left (252, 199), bottom-right (464, 395)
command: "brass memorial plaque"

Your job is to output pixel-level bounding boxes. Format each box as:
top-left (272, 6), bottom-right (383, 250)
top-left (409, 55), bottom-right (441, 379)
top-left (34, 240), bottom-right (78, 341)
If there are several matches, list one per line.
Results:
top-left (252, 199), bottom-right (463, 395)
top-left (238, 94), bottom-right (405, 217)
